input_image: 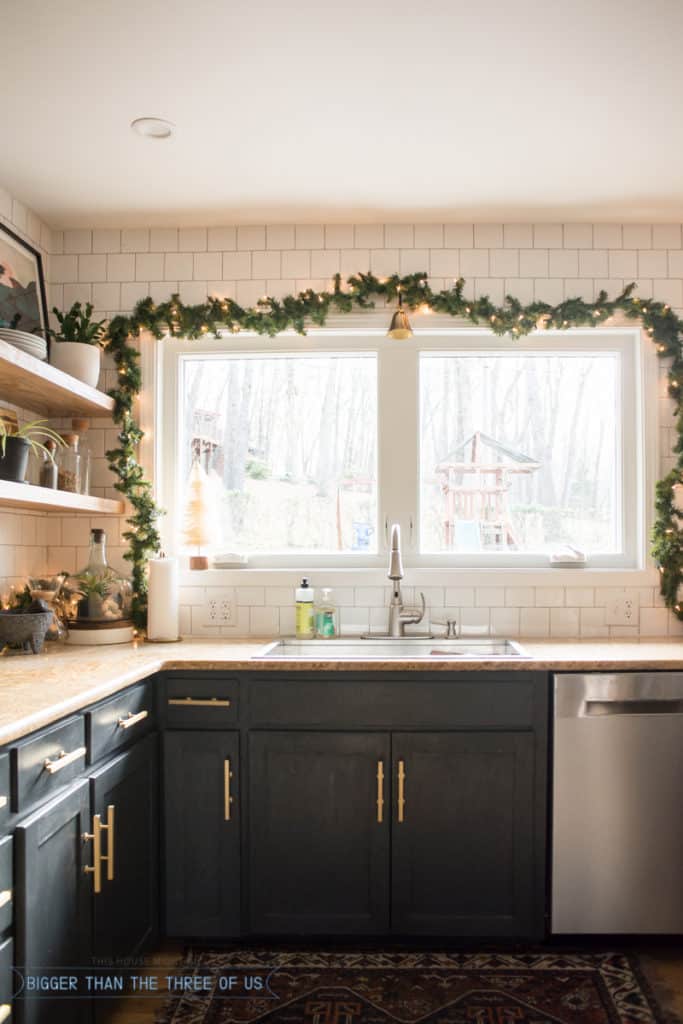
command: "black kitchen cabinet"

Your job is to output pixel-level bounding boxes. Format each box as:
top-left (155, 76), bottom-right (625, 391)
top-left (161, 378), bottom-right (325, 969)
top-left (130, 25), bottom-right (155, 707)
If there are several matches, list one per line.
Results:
top-left (15, 779), bottom-right (91, 1024)
top-left (391, 731), bottom-right (539, 936)
top-left (90, 732), bottom-right (158, 963)
top-left (248, 731), bottom-right (391, 934)
top-left (163, 730), bottom-right (240, 937)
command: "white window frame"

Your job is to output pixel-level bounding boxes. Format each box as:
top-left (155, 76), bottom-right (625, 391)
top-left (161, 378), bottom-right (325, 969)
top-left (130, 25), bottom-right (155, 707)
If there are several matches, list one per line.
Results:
top-left (153, 321), bottom-right (656, 574)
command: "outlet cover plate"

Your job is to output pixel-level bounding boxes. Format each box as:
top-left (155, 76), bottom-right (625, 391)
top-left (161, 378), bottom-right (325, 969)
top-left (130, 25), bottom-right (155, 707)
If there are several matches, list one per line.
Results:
top-left (204, 588), bottom-right (237, 626)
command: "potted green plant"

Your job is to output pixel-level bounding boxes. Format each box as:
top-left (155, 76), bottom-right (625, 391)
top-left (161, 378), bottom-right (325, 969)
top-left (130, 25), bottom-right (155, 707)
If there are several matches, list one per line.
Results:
top-left (0, 419), bottom-right (65, 483)
top-left (48, 301), bottom-right (107, 388)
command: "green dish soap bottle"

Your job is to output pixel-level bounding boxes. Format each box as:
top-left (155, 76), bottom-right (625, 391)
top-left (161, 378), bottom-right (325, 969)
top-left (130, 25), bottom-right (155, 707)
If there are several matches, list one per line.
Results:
top-left (295, 577), bottom-right (315, 639)
top-left (315, 588), bottom-right (338, 639)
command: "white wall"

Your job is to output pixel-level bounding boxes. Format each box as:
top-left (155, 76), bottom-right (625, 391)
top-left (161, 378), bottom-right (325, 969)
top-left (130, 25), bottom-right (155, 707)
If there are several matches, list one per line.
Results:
top-left (6, 207), bottom-right (683, 637)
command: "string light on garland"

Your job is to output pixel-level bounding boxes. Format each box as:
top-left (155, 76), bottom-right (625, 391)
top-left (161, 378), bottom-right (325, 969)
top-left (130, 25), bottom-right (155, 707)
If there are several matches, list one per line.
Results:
top-left (101, 273), bottom-right (683, 627)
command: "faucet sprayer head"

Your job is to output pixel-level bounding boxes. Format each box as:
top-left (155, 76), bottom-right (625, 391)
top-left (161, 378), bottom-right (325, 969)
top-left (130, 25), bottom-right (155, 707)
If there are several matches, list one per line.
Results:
top-left (388, 523), bottom-right (404, 581)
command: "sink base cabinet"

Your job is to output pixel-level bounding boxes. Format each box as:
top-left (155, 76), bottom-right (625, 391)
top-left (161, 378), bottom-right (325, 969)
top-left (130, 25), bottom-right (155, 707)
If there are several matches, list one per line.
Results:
top-left (163, 731), bottom-right (241, 937)
top-left (248, 731), bottom-right (390, 934)
top-left (391, 731), bottom-right (540, 936)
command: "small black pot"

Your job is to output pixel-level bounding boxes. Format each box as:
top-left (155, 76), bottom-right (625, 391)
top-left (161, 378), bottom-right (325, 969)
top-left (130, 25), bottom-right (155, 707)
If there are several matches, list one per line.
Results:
top-left (0, 435), bottom-right (30, 482)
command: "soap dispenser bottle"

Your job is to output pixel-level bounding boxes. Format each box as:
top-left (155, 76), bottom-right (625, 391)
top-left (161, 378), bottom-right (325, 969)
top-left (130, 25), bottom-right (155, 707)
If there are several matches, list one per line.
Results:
top-left (295, 577), bottom-right (315, 639)
top-left (315, 588), bottom-right (338, 639)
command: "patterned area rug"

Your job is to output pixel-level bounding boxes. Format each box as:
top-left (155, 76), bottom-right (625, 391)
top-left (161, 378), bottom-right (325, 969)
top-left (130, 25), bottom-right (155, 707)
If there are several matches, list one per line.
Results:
top-left (155, 949), bottom-right (671, 1024)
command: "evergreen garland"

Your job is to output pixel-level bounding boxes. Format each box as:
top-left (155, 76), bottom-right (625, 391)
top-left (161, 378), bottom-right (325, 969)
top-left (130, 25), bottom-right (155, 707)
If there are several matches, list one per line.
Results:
top-left (103, 272), bottom-right (683, 627)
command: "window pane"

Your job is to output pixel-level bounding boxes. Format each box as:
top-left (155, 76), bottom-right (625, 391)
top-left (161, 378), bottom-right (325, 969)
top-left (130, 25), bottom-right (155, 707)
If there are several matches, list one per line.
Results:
top-left (180, 353), bottom-right (377, 554)
top-left (419, 352), bottom-right (620, 555)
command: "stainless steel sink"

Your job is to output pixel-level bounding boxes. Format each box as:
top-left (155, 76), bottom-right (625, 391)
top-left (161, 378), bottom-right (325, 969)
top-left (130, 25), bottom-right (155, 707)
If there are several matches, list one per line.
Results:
top-left (257, 638), bottom-right (530, 660)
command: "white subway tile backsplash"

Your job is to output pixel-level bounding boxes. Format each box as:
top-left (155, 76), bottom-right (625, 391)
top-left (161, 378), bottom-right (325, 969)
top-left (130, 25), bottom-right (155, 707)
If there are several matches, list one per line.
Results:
top-left (296, 225), bottom-right (324, 249)
top-left (520, 608), bottom-right (550, 637)
top-left (150, 228), bottom-right (178, 252)
top-left (444, 224), bottom-right (474, 248)
top-left (281, 250), bottom-right (310, 278)
top-left (121, 228), bottom-right (150, 252)
top-left (503, 224), bottom-right (533, 248)
top-left (580, 607), bottom-right (609, 637)
top-left (354, 587), bottom-right (384, 607)
top-left (476, 587), bottom-right (505, 607)
top-left (533, 224), bottom-right (562, 248)
top-left (490, 607), bottom-right (520, 637)
top-left (622, 224), bottom-right (652, 249)
top-left (237, 226), bottom-right (266, 250)
top-left (550, 607), bottom-right (580, 637)
top-left (639, 607), bottom-right (669, 636)
top-left (535, 587), bottom-right (564, 607)
top-left (208, 226), bottom-right (237, 251)
top-left (11, 202), bottom-right (678, 636)
top-left (563, 224), bottom-right (592, 248)
top-left (414, 224), bottom-right (443, 248)
top-left (320, 224), bottom-right (351, 249)
top-left (250, 606), bottom-right (279, 635)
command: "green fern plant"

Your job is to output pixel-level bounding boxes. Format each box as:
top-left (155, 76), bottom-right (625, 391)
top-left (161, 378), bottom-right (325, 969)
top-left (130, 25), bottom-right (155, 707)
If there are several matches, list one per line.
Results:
top-left (50, 302), bottom-right (107, 346)
top-left (0, 419), bottom-right (65, 461)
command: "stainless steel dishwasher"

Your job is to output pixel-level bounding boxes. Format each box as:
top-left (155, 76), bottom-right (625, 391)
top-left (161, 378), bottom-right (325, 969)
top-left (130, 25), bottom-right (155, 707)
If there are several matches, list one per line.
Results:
top-left (552, 672), bottom-right (683, 933)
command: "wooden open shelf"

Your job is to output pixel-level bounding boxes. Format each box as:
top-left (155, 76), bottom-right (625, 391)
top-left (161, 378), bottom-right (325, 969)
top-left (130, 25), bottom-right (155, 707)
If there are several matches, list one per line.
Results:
top-left (0, 338), bottom-right (115, 417)
top-left (0, 480), bottom-right (124, 515)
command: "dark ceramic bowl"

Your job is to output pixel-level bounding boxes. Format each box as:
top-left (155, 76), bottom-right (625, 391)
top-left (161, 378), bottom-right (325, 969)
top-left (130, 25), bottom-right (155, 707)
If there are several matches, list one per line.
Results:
top-left (0, 610), bottom-right (54, 654)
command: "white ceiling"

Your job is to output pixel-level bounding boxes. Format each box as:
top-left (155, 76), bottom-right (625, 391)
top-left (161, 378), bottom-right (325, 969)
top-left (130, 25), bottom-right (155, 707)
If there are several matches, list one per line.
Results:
top-left (4, 0), bottom-right (683, 227)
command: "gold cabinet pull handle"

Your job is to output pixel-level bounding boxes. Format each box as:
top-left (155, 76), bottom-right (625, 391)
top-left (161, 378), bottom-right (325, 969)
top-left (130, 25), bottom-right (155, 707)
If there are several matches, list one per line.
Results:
top-left (117, 709), bottom-right (149, 730)
top-left (0, 1003), bottom-right (11, 1022)
top-left (168, 697), bottom-right (231, 707)
top-left (376, 760), bottom-right (384, 823)
top-left (224, 759), bottom-right (234, 821)
top-left (44, 746), bottom-right (86, 774)
top-left (0, 889), bottom-right (11, 909)
top-left (397, 759), bottom-right (406, 823)
top-left (83, 814), bottom-right (103, 893)
top-left (103, 804), bottom-right (115, 881)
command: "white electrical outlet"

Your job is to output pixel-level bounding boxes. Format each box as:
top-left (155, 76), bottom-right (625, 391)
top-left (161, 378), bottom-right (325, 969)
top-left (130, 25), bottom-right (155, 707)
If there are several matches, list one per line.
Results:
top-left (604, 592), bottom-right (640, 626)
top-left (204, 588), bottom-right (236, 626)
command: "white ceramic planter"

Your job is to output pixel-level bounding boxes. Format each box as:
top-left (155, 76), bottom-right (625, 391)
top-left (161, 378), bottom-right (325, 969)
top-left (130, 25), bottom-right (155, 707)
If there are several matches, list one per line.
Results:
top-left (50, 342), bottom-right (101, 388)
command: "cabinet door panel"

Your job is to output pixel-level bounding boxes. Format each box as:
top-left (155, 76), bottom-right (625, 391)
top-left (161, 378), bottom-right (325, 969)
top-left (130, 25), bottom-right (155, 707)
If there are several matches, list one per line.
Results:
top-left (164, 731), bottom-right (240, 937)
top-left (90, 733), bottom-right (158, 962)
top-left (248, 731), bottom-right (390, 934)
top-left (15, 780), bottom-right (91, 1024)
top-left (391, 731), bottom-right (538, 936)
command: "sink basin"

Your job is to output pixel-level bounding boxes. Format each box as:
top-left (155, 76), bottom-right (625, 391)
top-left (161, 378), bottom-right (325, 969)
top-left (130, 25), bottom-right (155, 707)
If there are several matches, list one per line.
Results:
top-left (257, 638), bottom-right (530, 660)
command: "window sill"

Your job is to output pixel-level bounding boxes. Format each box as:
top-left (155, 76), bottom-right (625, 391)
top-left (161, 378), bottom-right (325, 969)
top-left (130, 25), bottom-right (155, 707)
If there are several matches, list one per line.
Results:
top-left (179, 565), bottom-right (659, 589)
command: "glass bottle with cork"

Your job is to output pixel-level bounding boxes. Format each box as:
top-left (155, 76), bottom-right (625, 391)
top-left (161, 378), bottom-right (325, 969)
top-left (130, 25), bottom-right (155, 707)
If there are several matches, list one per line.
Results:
top-left (71, 418), bottom-right (91, 495)
top-left (58, 432), bottom-right (81, 493)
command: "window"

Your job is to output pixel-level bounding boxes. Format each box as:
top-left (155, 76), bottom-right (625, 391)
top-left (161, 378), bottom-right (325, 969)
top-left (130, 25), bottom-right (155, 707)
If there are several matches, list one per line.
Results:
top-left (159, 328), bottom-right (647, 569)
top-left (420, 351), bottom-right (621, 556)
top-left (180, 352), bottom-right (377, 555)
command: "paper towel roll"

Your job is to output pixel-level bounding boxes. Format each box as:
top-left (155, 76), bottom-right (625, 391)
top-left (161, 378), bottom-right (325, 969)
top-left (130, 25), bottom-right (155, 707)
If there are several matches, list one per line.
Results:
top-left (147, 556), bottom-right (180, 641)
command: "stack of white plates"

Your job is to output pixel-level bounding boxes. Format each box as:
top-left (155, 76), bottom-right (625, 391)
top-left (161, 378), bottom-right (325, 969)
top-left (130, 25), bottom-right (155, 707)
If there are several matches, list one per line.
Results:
top-left (0, 327), bottom-right (47, 360)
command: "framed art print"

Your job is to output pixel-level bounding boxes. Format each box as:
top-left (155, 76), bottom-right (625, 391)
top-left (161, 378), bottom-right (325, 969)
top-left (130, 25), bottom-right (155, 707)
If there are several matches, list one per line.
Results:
top-left (0, 222), bottom-right (49, 337)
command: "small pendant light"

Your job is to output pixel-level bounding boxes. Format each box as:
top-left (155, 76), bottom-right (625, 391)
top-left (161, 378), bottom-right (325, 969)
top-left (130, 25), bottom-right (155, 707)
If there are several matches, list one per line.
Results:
top-left (387, 289), bottom-right (413, 340)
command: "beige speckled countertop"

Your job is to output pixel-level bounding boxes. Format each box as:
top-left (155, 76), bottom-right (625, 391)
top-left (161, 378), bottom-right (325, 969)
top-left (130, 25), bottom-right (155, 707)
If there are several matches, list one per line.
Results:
top-left (1, 637), bottom-right (683, 745)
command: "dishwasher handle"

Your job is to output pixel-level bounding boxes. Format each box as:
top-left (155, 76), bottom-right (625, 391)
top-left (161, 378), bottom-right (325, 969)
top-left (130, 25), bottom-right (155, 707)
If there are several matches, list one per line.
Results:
top-left (584, 698), bottom-right (683, 716)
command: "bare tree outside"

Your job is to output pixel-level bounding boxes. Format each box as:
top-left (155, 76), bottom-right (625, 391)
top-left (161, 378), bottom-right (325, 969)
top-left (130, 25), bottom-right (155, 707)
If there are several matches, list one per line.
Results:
top-left (420, 352), bottom-right (619, 554)
top-left (181, 354), bottom-right (378, 554)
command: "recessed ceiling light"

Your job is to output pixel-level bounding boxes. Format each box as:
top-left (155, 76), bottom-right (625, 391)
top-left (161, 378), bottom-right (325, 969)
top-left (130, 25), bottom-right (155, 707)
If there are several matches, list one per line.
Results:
top-left (131, 117), bottom-right (174, 140)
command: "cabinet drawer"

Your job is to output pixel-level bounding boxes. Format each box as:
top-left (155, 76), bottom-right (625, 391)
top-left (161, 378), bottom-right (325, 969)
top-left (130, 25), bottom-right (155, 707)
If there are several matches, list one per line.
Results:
top-left (86, 680), bottom-right (156, 764)
top-left (248, 674), bottom-right (541, 729)
top-left (0, 935), bottom-right (12, 1019)
top-left (0, 838), bottom-right (11, 935)
top-left (0, 756), bottom-right (9, 831)
top-left (164, 675), bottom-right (238, 729)
top-left (11, 716), bottom-right (86, 814)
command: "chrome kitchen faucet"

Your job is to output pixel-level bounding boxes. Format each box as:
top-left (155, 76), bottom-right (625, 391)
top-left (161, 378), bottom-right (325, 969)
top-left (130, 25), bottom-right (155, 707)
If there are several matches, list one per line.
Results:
top-left (362, 524), bottom-right (433, 639)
